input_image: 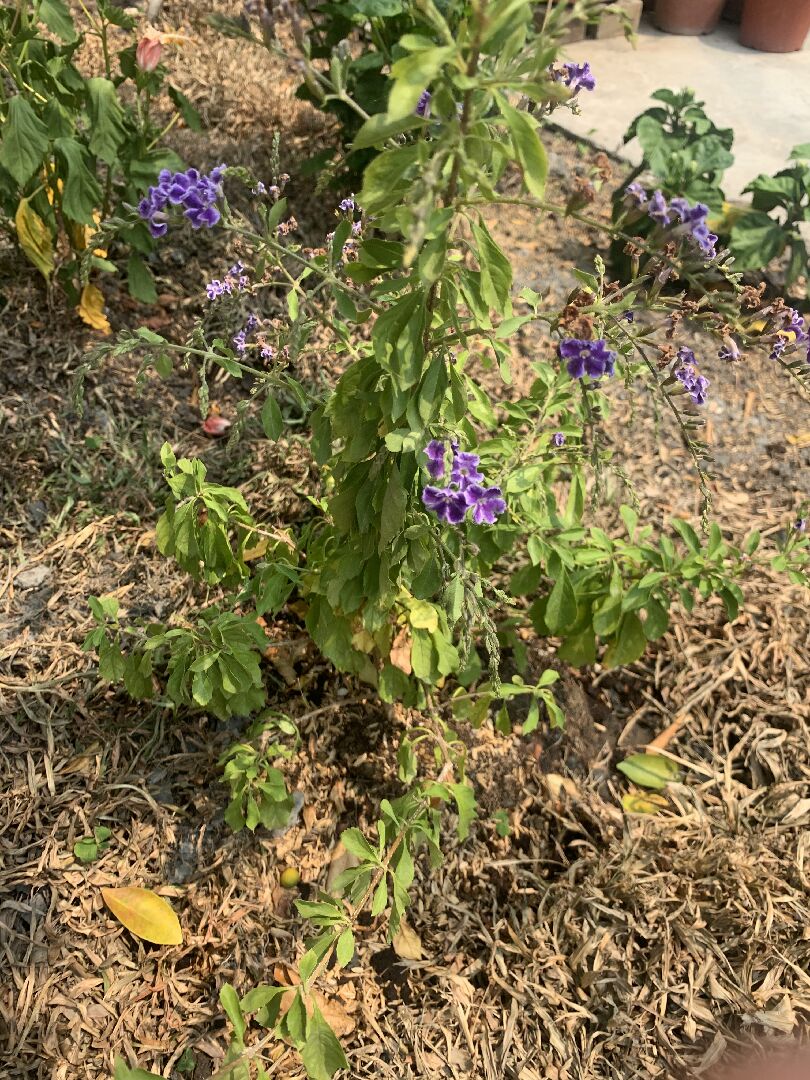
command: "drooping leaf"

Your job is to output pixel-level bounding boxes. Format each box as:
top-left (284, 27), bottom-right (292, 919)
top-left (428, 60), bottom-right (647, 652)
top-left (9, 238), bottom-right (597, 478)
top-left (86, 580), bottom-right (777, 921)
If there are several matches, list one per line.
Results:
top-left (127, 254), bottom-right (158, 303)
top-left (77, 284), bottom-right (111, 334)
top-left (15, 198), bottom-right (54, 279)
top-left (0, 97), bottom-right (49, 187)
top-left (86, 78), bottom-right (126, 165)
top-left (300, 1004), bottom-right (349, 1080)
top-left (101, 886), bottom-right (183, 944)
top-left (544, 568), bottom-right (577, 635)
top-left (617, 753), bottom-right (680, 791)
top-left (54, 137), bottom-right (102, 224)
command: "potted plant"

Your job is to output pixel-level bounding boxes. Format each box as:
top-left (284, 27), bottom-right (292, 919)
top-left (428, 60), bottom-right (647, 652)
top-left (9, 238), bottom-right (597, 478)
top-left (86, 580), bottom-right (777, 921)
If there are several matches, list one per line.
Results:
top-left (655, 0), bottom-right (726, 34)
top-left (740, 0), bottom-right (810, 51)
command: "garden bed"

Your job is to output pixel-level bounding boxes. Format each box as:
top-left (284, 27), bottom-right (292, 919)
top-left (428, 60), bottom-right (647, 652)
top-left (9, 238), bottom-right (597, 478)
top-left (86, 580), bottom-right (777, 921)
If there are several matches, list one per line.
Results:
top-left (1, 3), bottom-right (809, 1079)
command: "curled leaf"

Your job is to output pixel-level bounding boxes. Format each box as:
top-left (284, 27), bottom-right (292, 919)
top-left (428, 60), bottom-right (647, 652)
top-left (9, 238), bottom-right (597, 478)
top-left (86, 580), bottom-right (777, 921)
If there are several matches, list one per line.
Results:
top-left (617, 752), bottom-right (680, 791)
top-left (15, 197), bottom-right (54, 279)
top-left (77, 284), bottom-right (111, 334)
top-left (101, 886), bottom-right (183, 944)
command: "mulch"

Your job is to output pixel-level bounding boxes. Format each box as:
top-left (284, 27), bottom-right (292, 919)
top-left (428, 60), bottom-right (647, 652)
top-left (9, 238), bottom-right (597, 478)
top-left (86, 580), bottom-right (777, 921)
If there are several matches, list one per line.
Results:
top-left (1, 2), bottom-right (809, 1078)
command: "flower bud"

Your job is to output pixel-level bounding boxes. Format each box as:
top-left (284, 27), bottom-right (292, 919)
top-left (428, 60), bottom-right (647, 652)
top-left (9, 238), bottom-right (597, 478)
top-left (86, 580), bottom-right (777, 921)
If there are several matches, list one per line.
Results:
top-left (136, 35), bottom-right (163, 72)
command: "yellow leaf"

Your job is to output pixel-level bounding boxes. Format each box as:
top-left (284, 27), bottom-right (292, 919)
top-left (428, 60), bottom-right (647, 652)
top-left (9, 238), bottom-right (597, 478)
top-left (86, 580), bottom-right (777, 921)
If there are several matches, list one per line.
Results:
top-left (392, 918), bottom-right (423, 960)
top-left (77, 284), bottom-right (111, 334)
top-left (244, 536), bottom-right (269, 561)
top-left (15, 198), bottom-right (54, 280)
top-left (622, 792), bottom-right (668, 815)
top-left (787, 431), bottom-right (810, 448)
top-left (101, 886), bottom-right (183, 944)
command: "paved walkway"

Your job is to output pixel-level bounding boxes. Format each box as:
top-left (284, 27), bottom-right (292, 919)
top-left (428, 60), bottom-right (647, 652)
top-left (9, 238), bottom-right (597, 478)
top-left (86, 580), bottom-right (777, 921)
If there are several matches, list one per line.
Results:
top-left (555, 16), bottom-right (810, 198)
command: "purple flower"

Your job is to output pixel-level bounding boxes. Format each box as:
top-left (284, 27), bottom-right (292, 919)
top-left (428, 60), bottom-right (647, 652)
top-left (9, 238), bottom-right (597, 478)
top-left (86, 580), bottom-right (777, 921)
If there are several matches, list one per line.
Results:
top-left (245, 312), bottom-right (259, 332)
top-left (450, 450), bottom-right (484, 487)
top-left (668, 199), bottom-right (717, 258)
top-left (464, 483), bottom-right (507, 525)
top-left (622, 311), bottom-right (635, 323)
top-left (206, 279), bottom-right (225, 300)
top-left (422, 485), bottom-right (468, 525)
top-left (232, 330), bottom-right (247, 355)
top-left (647, 190), bottom-right (671, 227)
top-left (795, 518), bottom-right (807, 532)
top-left (624, 182), bottom-right (647, 208)
top-left (252, 181), bottom-right (267, 195)
top-left (552, 432), bottom-right (566, 448)
top-left (770, 336), bottom-right (788, 361)
top-left (675, 362), bottom-right (709, 406)
top-left (415, 90), bottom-right (431, 118)
top-left (139, 165), bottom-right (225, 240)
top-left (559, 338), bottom-right (617, 380)
top-left (718, 337), bottom-right (741, 362)
top-left (260, 344), bottom-right (275, 360)
top-left (677, 346), bottom-right (696, 366)
top-left (424, 440), bottom-right (447, 480)
top-left (561, 61), bottom-right (596, 93)
top-left (338, 195), bottom-right (356, 213)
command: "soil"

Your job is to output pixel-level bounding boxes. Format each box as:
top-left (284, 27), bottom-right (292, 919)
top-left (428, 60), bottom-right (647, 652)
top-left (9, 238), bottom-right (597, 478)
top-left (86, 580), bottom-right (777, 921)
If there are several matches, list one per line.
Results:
top-left (1, 4), bottom-right (809, 1080)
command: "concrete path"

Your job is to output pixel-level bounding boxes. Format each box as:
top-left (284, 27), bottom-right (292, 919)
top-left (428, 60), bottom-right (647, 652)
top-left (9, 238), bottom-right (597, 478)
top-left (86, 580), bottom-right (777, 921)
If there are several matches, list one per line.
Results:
top-left (554, 16), bottom-right (810, 198)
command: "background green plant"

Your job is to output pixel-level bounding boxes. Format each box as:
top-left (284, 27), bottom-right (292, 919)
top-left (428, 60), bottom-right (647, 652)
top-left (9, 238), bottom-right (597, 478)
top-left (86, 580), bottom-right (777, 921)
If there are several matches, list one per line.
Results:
top-left (0, 0), bottom-right (198, 301)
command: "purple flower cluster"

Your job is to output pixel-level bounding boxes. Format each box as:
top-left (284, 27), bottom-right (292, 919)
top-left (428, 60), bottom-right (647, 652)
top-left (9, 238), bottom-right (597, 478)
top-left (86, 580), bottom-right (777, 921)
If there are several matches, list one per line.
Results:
top-left (674, 347), bottom-right (709, 406)
top-left (206, 261), bottom-right (250, 301)
top-left (138, 165), bottom-right (226, 239)
top-left (553, 61), bottom-right (596, 94)
top-left (769, 306), bottom-right (809, 362)
top-left (422, 441), bottom-right (506, 526)
top-left (559, 338), bottom-right (617, 380)
top-left (415, 90), bottom-right (431, 118)
top-left (231, 310), bottom-right (262, 356)
top-left (624, 185), bottom-right (718, 259)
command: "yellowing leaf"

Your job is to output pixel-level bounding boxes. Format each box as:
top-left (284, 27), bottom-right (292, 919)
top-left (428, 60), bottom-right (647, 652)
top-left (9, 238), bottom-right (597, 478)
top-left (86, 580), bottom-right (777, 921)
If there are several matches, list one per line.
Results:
top-left (392, 918), bottom-right (422, 960)
top-left (243, 536), bottom-right (269, 561)
top-left (622, 792), bottom-right (668, 815)
top-left (101, 886), bottom-right (183, 944)
top-left (78, 284), bottom-right (111, 334)
top-left (617, 752), bottom-right (680, 791)
top-left (15, 197), bottom-right (54, 279)
top-left (787, 431), bottom-right (810, 448)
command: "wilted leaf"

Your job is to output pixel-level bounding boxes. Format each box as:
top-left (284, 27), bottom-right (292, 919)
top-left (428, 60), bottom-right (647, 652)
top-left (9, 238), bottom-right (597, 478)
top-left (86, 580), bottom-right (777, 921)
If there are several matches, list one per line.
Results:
top-left (101, 886), bottom-right (183, 944)
top-left (15, 198), bottom-right (54, 279)
top-left (243, 536), bottom-right (269, 561)
top-left (617, 753), bottom-right (680, 791)
top-left (389, 626), bottom-right (412, 674)
top-left (392, 918), bottom-right (422, 960)
top-left (77, 284), bottom-right (111, 335)
top-left (622, 792), bottom-right (668, 815)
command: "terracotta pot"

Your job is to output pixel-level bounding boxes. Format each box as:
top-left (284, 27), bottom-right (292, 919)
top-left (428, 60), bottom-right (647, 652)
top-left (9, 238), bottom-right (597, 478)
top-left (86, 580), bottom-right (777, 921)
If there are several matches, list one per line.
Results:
top-left (655, 0), bottom-right (726, 34)
top-left (740, 0), bottom-right (810, 51)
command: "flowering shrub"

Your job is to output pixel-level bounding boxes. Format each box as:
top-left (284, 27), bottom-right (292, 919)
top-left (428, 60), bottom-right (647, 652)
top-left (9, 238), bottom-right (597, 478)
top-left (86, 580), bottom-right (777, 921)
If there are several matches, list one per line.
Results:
top-left (79, 0), bottom-right (810, 1073)
top-left (0, 0), bottom-right (199, 304)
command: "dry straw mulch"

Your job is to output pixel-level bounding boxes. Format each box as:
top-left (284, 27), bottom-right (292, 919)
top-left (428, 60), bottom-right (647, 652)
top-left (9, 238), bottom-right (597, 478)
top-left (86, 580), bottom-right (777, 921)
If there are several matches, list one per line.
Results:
top-left (2, 1), bottom-right (810, 1078)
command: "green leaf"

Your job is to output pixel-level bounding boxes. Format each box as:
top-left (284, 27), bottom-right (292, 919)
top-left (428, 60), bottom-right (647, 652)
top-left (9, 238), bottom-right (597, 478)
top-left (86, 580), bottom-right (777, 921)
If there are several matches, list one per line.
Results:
top-left (729, 211), bottom-right (786, 270)
top-left (602, 612), bottom-right (647, 668)
top-left (300, 1005), bottom-right (349, 1080)
top-left (127, 254), bottom-right (158, 303)
top-left (335, 927), bottom-right (355, 968)
top-left (219, 984), bottom-right (247, 1043)
top-left (387, 46), bottom-right (454, 121)
top-left (261, 395), bottom-right (284, 441)
top-left (544, 569), bottom-right (577, 635)
top-left (449, 782), bottom-right (476, 841)
top-left (86, 78), bottom-right (126, 165)
top-left (498, 98), bottom-right (548, 199)
top-left (617, 753), bottom-right (680, 790)
top-left (471, 218), bottom-right (512, 315)
top-left (38, 0), bottom-right (78, 40)
top-left (0, 97), bottom-right (49, 187)
top-left (54, 137), bottom-right (102, 224)
top-left (340, 828), bottom-right (378, 863)
top-left (353, 112), bottom-right (426, 150)
top-left (167, 84), bottom-right (203, 131)
top-left (113, 1057), bottom-right (162, 1080)
top-left (379, 465), bottom-right (407, 551)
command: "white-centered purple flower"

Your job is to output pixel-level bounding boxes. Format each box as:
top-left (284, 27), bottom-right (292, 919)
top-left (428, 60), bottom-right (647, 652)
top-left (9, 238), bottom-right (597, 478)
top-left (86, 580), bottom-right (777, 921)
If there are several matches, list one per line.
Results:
top-left (718, 336), bottom-right (741, 362)
top-left (674, 348), bottom-right (709, 406)
top-left (795, 518), bottom-right (807, 532)
top-left (138, 164), bottom-right (226, 239)
top-left (552, 432), bottom-right (566, 448)
top-left (421, 440), bottom-right (506, 527)
top-left (624, 181), bottom-right (648, 208)
top-left (559, 338), bottom-right (617, 380)
top-left (557, 61), bottom-right (596, 94)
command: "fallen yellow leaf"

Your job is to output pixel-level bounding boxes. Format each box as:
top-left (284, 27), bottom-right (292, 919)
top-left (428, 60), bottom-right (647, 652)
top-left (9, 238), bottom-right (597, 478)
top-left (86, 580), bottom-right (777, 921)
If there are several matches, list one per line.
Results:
top-left (622, 792), bottom-right (668, 815)
top-left (101, 886), bottom-right (183, 945)
top-left (787, 432), bottom-right (810, 448)
top-left (392, 918), bottom-right (423, 960)
top-left (15, 198), bottom-right (54, 280)
top-left (77, 283), bottom-right (111, 334)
